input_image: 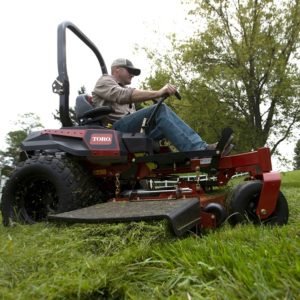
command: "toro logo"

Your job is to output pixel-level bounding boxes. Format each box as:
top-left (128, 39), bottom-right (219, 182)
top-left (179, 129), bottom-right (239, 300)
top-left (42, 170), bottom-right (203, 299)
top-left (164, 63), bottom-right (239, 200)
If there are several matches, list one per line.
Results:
top-left (90, 134), bottom-right (113, 145)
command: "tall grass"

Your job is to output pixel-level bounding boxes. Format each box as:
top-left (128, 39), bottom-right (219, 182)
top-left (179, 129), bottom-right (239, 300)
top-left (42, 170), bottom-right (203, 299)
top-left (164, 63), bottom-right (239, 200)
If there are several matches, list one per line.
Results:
top-left (0, 170), bottom-right (299, 299)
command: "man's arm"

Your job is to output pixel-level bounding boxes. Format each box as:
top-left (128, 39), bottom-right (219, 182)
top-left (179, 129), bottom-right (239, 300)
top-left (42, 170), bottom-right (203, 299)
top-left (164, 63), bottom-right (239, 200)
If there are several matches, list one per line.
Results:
top-left (131, 84), bottom-right (177, 103)
top-left (93, 75), bottom-right (134, 105)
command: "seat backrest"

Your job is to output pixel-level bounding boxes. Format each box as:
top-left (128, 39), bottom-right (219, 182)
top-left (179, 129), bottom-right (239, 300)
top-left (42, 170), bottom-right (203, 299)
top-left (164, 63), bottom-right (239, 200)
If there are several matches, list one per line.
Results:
top-left (75, 94), bottom-right (114, 126)
top-left (75, 94), bottom-right (94, 119)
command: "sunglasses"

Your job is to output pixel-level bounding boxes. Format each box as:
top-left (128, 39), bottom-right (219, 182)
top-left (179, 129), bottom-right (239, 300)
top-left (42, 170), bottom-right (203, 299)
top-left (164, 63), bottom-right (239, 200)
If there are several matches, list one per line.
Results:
top-left (120, 67), bottom-right (135, 75)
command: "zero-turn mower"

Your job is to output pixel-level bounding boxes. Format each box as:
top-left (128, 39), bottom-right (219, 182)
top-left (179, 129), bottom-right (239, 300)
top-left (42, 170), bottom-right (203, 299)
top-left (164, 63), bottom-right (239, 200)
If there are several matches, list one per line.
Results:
top-left (0, 21), bottom-right (289, 236)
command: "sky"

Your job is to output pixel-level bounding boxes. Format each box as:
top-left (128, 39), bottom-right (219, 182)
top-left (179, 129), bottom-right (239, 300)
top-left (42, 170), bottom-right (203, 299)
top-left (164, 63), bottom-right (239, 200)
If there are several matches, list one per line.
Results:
top-left (0, 0), bottom-right (191, 139)
top-left (0, 0), bottom-right (297, 171)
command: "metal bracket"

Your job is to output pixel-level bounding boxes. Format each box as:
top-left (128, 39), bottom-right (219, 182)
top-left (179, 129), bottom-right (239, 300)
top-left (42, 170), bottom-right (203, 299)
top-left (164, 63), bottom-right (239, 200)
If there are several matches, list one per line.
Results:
top-left (256, 172), bottom-right (281, 219)
top-left (52, 78), bottom-right (64, 95)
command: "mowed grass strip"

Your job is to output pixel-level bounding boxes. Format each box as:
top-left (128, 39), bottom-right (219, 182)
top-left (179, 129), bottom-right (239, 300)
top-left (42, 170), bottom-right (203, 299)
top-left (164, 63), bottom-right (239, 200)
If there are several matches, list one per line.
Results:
top-left (0, 170), bottom-right (299, 299)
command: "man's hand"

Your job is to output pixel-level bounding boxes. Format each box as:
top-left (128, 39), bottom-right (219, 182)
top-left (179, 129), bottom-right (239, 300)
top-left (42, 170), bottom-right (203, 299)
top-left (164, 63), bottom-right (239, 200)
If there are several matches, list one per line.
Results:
top-left (159, 83), bottom-right (177, 97)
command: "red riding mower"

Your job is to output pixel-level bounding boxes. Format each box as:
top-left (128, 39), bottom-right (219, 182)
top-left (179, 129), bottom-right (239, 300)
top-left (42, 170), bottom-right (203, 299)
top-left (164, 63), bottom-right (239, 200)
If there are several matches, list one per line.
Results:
top-left (0, 21), bottom-right (289, 236)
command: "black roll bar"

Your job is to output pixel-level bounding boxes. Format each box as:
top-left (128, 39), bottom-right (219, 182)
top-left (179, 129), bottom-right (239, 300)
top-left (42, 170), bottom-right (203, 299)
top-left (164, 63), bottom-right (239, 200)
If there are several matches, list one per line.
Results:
top-left (52, 21), bottom-right (108, 127)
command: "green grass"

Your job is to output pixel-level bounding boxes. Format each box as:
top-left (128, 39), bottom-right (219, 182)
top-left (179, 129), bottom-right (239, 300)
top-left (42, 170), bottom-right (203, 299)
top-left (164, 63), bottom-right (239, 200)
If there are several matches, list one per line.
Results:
top-left (1, 171), bottom-right (300, 299)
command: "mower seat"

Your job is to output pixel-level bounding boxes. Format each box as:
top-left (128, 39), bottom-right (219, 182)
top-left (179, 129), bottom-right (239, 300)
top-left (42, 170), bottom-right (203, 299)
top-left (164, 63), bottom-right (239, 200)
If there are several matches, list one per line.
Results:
top-left (75, 94), bottom-right (113, 126)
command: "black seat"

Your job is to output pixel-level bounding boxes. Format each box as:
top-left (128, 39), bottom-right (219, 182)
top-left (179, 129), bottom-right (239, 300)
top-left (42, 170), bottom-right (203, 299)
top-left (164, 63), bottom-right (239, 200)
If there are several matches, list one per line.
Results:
top-left (75, 94), bottom-right (161, 153)
top-left (75, 94), bottom-right (113, 126)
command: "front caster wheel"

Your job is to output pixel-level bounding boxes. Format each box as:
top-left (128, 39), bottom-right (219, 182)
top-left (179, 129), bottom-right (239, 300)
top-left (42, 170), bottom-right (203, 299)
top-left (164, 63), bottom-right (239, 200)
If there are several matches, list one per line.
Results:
top-left (203, 202), bottom-right (227, 227)
top-left (226, 180), bottom-right (289, 226)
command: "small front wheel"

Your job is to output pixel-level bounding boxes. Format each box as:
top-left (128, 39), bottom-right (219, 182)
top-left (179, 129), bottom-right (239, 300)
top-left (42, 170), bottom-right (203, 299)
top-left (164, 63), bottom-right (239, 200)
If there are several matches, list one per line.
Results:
top-left (203, 202), bottom-right (227, 227)
top-left (226, 180), bottom-right (289, 226)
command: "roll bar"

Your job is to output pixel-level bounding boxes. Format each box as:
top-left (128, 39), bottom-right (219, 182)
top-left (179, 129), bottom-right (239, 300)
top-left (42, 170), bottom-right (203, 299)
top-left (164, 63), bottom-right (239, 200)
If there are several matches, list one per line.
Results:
top-left (52, 21), bottom-right (108, 127)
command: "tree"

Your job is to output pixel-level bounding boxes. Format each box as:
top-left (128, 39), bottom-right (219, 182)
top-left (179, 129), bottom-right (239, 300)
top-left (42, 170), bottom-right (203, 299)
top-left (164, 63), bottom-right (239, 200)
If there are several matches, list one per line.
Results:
top-left (294, 139), bottom-right (300, 170)
top-left (78, 86), bottom-right (86, 95)
top-left (0, 113), bottom-right (44, 175)
top-left (142, 0), bottom-right (300, 154)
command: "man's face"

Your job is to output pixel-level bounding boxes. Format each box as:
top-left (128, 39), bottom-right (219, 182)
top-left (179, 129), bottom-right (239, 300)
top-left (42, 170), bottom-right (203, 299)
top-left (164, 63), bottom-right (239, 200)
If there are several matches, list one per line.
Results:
top-left (116, 67), bottom-right (135, 85)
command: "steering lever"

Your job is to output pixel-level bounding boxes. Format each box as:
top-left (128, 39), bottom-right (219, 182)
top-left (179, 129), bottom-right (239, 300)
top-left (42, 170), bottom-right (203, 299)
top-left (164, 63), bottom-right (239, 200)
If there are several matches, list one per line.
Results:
top-left (174, 91), bottom-right (182, 100)
top-left (141, 91), bottom-right (182, 134)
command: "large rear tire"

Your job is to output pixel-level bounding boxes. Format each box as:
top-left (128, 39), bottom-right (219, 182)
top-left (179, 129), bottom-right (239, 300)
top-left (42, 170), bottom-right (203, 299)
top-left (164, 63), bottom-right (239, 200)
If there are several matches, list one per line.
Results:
top-left (226, 180), bottom-right (289, 226)
top-left (1, 155), bottom-right (103, 226)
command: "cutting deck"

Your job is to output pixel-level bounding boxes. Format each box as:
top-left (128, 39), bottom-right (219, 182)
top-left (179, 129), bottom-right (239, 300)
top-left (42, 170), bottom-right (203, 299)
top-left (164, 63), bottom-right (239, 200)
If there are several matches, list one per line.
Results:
top-left (48, 198), bottom-right (201, 236)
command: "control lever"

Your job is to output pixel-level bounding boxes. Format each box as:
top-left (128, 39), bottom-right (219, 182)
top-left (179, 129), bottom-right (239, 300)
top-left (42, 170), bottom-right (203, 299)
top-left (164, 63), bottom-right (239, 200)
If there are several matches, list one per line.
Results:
top-left (174, 91), bottom-right (181, 100)
top-left (140, 91), bottom-right (182, 134)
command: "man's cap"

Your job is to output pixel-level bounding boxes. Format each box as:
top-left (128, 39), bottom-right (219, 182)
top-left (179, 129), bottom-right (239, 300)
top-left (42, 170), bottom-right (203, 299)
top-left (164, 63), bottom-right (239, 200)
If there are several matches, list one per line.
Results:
top-left (111, 58), bottom-right (141, 76)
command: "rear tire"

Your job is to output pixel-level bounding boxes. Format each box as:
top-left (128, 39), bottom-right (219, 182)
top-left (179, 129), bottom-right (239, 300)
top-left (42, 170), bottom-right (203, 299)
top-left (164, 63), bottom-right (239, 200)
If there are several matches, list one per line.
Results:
top-left (226, 180), bottom-right (289, 226)
top-left (1, 155), bottom-right (102, 226)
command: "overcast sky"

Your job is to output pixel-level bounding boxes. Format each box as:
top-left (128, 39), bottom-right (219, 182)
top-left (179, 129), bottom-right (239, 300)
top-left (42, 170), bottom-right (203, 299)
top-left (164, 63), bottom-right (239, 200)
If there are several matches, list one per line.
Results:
top-left (0, 0), bottom-right (297, 170)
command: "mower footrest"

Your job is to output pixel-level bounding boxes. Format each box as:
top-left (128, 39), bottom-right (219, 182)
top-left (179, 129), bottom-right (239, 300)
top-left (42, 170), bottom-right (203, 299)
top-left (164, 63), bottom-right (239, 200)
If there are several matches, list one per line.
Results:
top-left (48, 198), bottom-right (200, 236)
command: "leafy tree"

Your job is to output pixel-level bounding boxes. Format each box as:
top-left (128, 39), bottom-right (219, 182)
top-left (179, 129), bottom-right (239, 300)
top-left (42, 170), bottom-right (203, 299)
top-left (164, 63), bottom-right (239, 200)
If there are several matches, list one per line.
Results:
top-left (294, 139), bottom-right (300, 170)
top-left (0, 113), bottom-right (43, 175)
top-left (142, 0), bottom-right (300, 154)
top-left (78, 86), bottom-right (86, 95)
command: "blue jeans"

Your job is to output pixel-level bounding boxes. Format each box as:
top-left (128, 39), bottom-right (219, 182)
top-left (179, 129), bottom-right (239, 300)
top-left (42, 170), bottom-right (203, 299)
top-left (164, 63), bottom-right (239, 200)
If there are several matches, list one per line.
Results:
top-left (113, 104), bottom-right (207, 151)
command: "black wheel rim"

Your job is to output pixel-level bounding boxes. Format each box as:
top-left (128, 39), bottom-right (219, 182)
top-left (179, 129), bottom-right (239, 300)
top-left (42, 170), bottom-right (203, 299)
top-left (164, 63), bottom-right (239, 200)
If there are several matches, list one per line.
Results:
top-left (243, 191), bottom-right (261, 224)
top-left (15, 176), bottom-right (59, 222)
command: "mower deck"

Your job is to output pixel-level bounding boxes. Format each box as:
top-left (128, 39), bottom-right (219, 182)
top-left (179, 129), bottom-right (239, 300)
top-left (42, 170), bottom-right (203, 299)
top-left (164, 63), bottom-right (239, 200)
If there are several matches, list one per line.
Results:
top-left (48, 198), bottom-right (200, 236)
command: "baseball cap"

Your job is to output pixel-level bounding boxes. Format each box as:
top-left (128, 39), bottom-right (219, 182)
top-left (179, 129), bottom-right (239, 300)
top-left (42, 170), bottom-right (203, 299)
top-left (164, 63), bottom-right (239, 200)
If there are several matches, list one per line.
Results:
top-left (111, 58), bottom-right (141, 76)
